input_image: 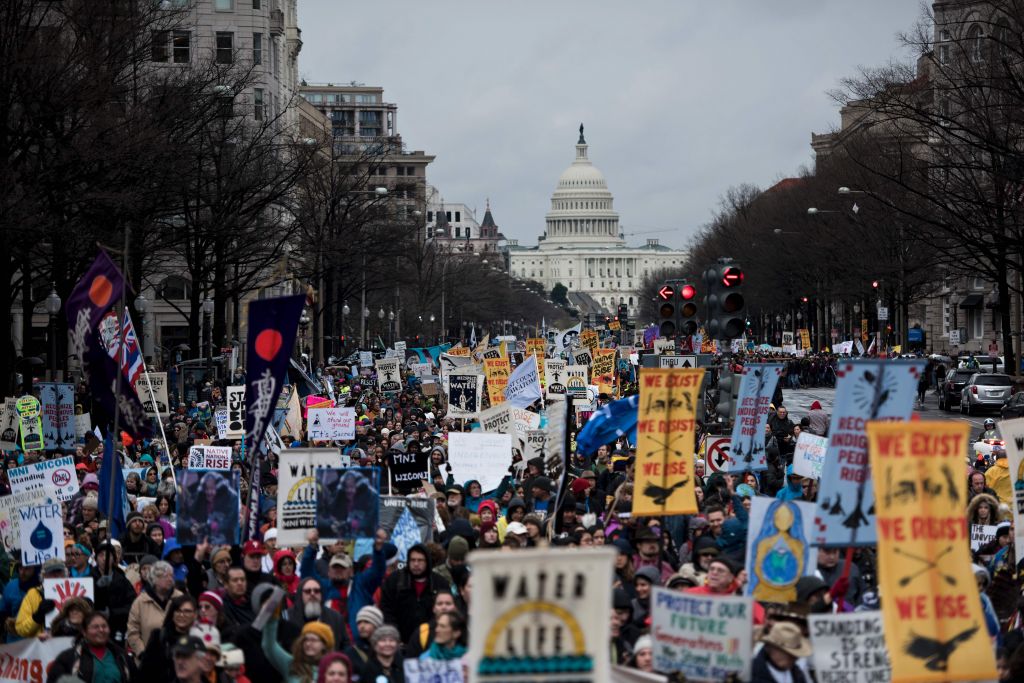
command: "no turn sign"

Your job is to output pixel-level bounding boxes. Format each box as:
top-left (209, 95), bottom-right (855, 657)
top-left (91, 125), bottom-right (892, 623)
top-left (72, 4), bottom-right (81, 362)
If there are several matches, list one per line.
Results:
top-left (706, 436), bottom-right (731, 473)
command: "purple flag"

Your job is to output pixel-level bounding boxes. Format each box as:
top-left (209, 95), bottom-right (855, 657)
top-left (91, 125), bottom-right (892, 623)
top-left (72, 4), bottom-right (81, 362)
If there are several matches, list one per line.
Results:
top-left (66, 251), bottom-right (151, 438)
top-left (243, 294), bottom-right (305, 539)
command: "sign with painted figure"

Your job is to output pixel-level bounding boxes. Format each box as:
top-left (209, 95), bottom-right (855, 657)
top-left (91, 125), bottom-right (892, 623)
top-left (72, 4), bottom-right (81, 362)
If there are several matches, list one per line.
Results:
top-left (484, 357), bottom-right (511, 406)
top-left (447, 432), bottom-right (512, 493)
top-left (814, 360), bottom-right (923, 547)
top-left (38, 383), bottom-right (75, 451)
top-left (0, 397), bottom-right (17, 451)
top-left (579, 329), bottom-right (599, 355)
top-left (867, 421), bottom-right (996, 683)
top-left (782, 331), bottom-right (795, 345)
top-left (467, 548), bottom-right (613, 683)
top-left (995, 417), bottom-right (1024, 563)
top-left (633, 368), bottom-right (702, 516)
top-left (315, 467), bottom-right (379, 540)
top-left (592, 348), bottom-right (617, 394)
top-left (43, 577), bottom-right (94, 628)
top-left (446, 372), bottom-right (484, 418)
top-left (0, 489), bottom-right (50, 552)
top-left (277, 448), bottom-right (344, 545)
top-left (8, 455), bottom-right (79, 502)
top-left (808, 612), bottom-right (890, 683)
top-left (650, 588), bottom-right (752, 682)
top-left (15, 395), bottom-right (43, 452)
top-left (307, 407), bottom-right (356, 441)
top-left (187, 445), bottom-right (232, 470)
top-left (19, 504), bottom-right (64, 566)
top-left (140, 372), bottom-right (169, 418)
top-left (744, 497), bottom-right (818, 603)
top-left (224, 385), bottom-right (245, 438)
top-left (177, 469), bottom-right (241, 546)
top-left (378, 496), bottom-right (434, 562)
top-left (544, 359), bottom-right (567, 399)
top-left (792, 432), bottom-right (828, 480)
top-left (565, 365), bottom-right (589, 399)
top-left (375, 357), bottom-right (402, 393)
top-left (727, 364), bottom-right (783, 472)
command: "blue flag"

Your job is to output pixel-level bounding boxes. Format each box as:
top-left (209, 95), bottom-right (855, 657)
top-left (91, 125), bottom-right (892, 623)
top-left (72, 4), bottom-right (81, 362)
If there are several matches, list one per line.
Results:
top-left (98, 435), bottom-right (128, 539)
top-left (814, 360), bottom-right (924, 547)
top-left (576, 394), bottom-right (639, 458)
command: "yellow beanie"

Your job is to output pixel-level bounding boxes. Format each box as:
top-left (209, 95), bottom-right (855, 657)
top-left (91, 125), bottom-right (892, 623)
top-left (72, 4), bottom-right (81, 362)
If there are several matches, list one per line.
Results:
top-left (301, 621), bottom-right (335, 651)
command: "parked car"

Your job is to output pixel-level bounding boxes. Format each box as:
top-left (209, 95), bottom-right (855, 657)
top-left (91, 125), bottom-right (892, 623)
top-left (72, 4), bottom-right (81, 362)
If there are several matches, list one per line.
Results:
top-left (1002, 392), bottom-right (1024, 420)
top-left (960, 373), bottom-right (1014, 415)
top-left (957, 355), bottom-right (1004, 374)
top-left (939, 368), bottom-right (978, 411)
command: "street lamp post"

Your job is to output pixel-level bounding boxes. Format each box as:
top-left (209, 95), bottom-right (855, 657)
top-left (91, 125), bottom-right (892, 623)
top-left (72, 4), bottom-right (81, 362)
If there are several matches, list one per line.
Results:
top-left (44, 285), bottom-right (61, 381)
top-left (341, 302), bottom-right (350, 355)
top-left (202, 297), bottom-right (214, 380)
top-left (388, 309), bottom-right (395, 346)
top-left (362, 307), bottom-right (370, 348)
top-left (299, 310), bottom-right (311, 361)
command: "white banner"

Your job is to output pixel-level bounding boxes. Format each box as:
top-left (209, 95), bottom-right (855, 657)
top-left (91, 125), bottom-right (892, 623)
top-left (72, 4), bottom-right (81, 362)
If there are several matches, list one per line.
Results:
top-left (792, 432), bottom-right (828, 480)
top-left (187, 445), bottom-right (232, 470)
top-left (8, 455), bottom-right (79, 502)
top-left (650, 588), bottom-right (752, 681)
top-left (545, 359), bottom-right (568, 398)
top-left (74, 412), bottom-right (91, 439)
top-left (141, 372), bottom-right (168, 418)
top-left (466, 548), bottom-right (613, 683)
top-left (225, 385), bottom-right (246, 438)
top-left (214, 409), bottom-right (229, 440)
top-left (376, 357), bottom-right (402, 393)
top-left (307, 407), bottom-right (355, 441)
top-left (448, 432), bottom-right (512, 492)
top-left (19, 504), bottom-right (64, 566)
top-left (971, 524), bottom-right (998, 552)
top-left (409, 362), bottom-right (432, 379)
top-left (0, 637), bottom-right (74, 683)
top-left (808, 611), bottom-right (890, 683)
top-left (277, 448), bottom-right (345, 545)
top-left (0, 489), bottom-right (51, 552)
top-left (478, 404), bottom-right (511, 433)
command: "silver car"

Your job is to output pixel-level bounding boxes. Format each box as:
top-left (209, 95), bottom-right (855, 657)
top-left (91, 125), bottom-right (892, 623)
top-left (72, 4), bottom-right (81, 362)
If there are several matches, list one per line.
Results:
top-left (961, 373), bottom-right (1014, 415)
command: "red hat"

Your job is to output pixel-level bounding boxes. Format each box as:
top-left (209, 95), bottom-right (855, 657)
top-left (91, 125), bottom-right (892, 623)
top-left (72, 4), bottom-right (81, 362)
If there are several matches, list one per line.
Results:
top-left (809, 401), bottom-right (822, 410)
top-left (242, 540), bottom-right (265, 556)
top-left (75, 463), bottom-right (89, 471)
top-left (198, 591), bottom-right (223, 610)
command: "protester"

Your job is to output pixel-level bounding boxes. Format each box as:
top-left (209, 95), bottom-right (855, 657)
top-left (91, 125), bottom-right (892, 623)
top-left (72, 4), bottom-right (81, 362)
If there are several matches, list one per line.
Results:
top-left (48, 612), bottom-right (138, 683)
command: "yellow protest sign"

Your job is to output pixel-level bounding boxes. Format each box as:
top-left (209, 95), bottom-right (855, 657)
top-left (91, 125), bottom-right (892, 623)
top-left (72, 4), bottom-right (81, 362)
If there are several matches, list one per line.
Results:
top-left (580, 329), bottom-right (599, 355)
top-left (448, 347), bottom-right (471, 357)
top-left (526, 338), bottom-right (546, 383)
top-left (861, 318), bottom-right (869, 343)
top-left (484, 358), bottom-right (510, 405)
top-left (799, 328), bottom-right (811, 350)
top-left (609, 319), bottom-right (621, 331)
top-left (867, 421), bottom-right (996, 683)
top-left (592, 348), bottom-right (617, 395)
top-left (634, 368), bottom-right (702, 516)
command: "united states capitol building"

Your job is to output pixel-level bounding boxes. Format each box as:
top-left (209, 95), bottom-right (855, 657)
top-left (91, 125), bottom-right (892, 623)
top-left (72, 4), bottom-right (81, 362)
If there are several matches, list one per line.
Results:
top-left (508, 126), bottom-right (687, 316)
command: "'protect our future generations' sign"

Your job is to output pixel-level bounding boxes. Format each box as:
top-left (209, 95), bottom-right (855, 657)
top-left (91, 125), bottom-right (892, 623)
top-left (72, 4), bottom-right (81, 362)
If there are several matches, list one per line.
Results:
top-left (650, 587), bottom-right (752, 681)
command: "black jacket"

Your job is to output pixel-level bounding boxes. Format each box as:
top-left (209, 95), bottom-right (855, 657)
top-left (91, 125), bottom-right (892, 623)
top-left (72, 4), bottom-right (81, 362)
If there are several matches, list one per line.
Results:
top-left (359, 653), bottom-right (406, 683)
top-left (94, 567), bottom-right (136, 640)
top-left (750, 647), bottom-right (809, 683)
top-left (379, 544), bottom-right (449, 643)
top-left (47, 640), bottom-right (137, 683)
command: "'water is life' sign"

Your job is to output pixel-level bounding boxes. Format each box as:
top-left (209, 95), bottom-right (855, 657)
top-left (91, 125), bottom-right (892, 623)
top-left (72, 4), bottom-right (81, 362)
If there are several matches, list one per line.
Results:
top-left (18, 504), bottom-right (64, 566)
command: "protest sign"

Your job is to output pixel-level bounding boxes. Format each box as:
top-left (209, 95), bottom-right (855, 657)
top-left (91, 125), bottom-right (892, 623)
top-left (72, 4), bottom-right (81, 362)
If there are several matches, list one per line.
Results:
top-left (579, 329), bottom-right (599, 355)
top-left (140, 372), bottom-right (169, 417)
top-left (478, 404), bottom-right (511, 433)
top-left (808, 611), bottom-right (890, 683)
top-left (524, 430), bottom-right (546, 463)
top-left (744, 497), bottom-right (817, 603)
top-left (996, 417), bottom-right (1024, 562)
top-left (554, 323), bottom-right (581, 355)
top-left (307, 407), bottom-right (355, 441)
top-left (38, 383), bottom-right (75, 451)
top-left (196, 401), bottom-right (212, 422)
top-left (467, 548), bottom-right (612, 682)
top-left (0, 637), bottom-right (74, 683)
top-left (867, 420), bottom-right (995, 682)
top-left (592, 348), bottom-right (617, 394)
top-left (484, 357), bottom-right (511, 405)
top-left (509, 408), bottom-right (541, 449)
top-left (0, 397), bottom-right (17, 451)
top-left (526, 336), bottom-right (546, 372)
top-left (814, 360), bottom-right (923, 546)
top-left (448, 432), bottom-right (512, 492)
top-left (379, 496), bottom-right (434, 561)
top-left (176, 469), bottom-right (241, 546)
top-left (571, 348), bottom-right (593, 368)
top-left (224, 385), bottom-right (245, 438)
top-left (565, 365), bottom-right (588, 399)
top-left (388, 449), bottom-right (429, 495)
top-left (315, 468), bottom-right (379, 539)
top-left (650, 587), bottom-right (752, 681)
top-left (376, 357), bottom-right (402, 393)
top-left (653, 338), bottom-right (675, 354)
top-left (0, 489), bottom-right (50, 552)
top-left (544, 359), bottom-right (567, 399)
top-left (447, 346), bottom-right (471, 357)
top-left (792, 432), bottom-right (828, 480)
top-left (359, 351), bottom-right (373, 367)
top-left (277, 448), bottom-right (344, 545)
top-left (970, 524), bottom-right (997, 552)
top-left (404, 659), bottom-right (463, 683)
top-left (482, 347), bottom-right (502, 360)
top-left (210, 409), bottom-right (227, 439)
top-left (446, 372), bottom-right (484, 418)
top-left (19, 504), bottom-right (63, 566)
top-left (409, 362), bottom-right (432, 379)
top-left (394, 341), bottom-right (406, 359)
top-left (187, 445), bottom-right (232, 470)
top-left (43, 577), bottom-right (94, 627)
top-left (15, 395), bottom-right (43, 452)
top-left (8, 455), bottom-right (79, 502)
top-left (727, 364), bottom-right (784, 472)
top-left (504, 354), bottom-right (542, 408)
top-left (633, 368), bottom-right (702, 516)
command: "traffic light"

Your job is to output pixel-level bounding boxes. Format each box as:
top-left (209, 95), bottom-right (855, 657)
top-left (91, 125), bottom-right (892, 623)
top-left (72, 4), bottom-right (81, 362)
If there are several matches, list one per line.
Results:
top-left (657, 282), bottom-right (676, 337)
top-left (704, 259), bottom-right (745, 340)
top-left (716, 367), bottom-right (739, 423)
top-left (617, 303), bottom-right (629, 326)
top-left (680, 283), bottom-right (698, 335)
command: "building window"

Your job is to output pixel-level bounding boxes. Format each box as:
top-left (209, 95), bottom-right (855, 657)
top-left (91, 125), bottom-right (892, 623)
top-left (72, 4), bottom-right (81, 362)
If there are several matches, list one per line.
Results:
top-left (253, 32), bottom-right (262, 64)
top-left (254, 88), bottom-right (264, 120)
top-left (427, 211), bottom-right (433, 222)
top-left (455, 227), bottom-right (461, 238)
top-left (455, 211), bottom-right (461, 222)
top-left (446, 212), bottom-right (452, 222)
top-left (252, 0), bottom-right (261, 7)
top-left (172, 31), bottom-right (190, 63)
top-left (942, 297), bottom-right (951, 337)
top-left (967, 307), bottom-right (983, 339)
top-left (159, 276), bottom-right (191, 301)
top-left (217, 96), bottom-right (234, 118)
top-left (151, 31), bottom-right (169, 62)
top-left (968, 25), bottom-right (984, 63)
top-left (938, 30), bottom-right (950, 65)
top-left (215, 0), bottom-right (233, 9)
top-left (216, 32), bottom-right (233, 64)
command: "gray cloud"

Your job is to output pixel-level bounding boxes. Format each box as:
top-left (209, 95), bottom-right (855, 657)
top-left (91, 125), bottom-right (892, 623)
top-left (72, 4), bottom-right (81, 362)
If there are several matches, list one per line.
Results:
top-left (298, 1), bottom-right (921, 249)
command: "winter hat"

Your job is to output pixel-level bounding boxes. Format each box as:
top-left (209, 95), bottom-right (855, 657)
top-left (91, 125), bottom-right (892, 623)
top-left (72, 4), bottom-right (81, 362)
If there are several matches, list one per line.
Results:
top-left (477, 499), bottom-right (498, 519)
top-left (263, 528), bottom-right (278, 542)
top-left (634, 566), bottom-right (662, 586)
top-left (316, 653), bottom-right (354, 683)
top-left (447, 536), bottom-right (470, 562)
top-left (809, 401), bottom-right (822, 410)
top-left (611, 538), bottom-right (633, 556)
top-left (210, 547), bottom-right (232, 567)
top-left (219, 643), bottom-right (245, 667)
top-left (356, 606), bottom-right (384, 629)
top-left (571, 478), bottom-right (591, 498)
top-left (301, 621), bottom-right (335, 651)
top-left (190, 624), bottom-right (221, 654)
top-left (709, 555), bottom-right (742, 577)
top-left (795, 576), bottom-right (829, 603)
top-left (82, 473), bottom-right (99, 491)
top-left (369, 624), bottom-right (401, 646)
top-left (479, 521), bottom-right (496, 536)
top-left (126, 511), bottom-right (144, 525)
top-left (633, 635), bottom-right (653, 654)
top-left (198, 591), bottom-right (224, 611)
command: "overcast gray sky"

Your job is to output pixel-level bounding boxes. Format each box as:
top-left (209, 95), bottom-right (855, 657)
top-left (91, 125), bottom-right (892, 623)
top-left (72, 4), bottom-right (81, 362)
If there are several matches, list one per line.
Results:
top-left (298, 1), bottom-right (923, 250)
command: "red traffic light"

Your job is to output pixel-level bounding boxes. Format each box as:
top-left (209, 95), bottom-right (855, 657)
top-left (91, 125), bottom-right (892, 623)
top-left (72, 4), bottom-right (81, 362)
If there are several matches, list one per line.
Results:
top-left (872, 280), bottom-right (879, 289)
top-left (681, 284), bottom-right (696, 300)
top-left (801, 296), bottom-right (808, 303)
top-left (658, 285), bottom-right (674, 300)
top-left (722, 266), bottom-right (744, 287)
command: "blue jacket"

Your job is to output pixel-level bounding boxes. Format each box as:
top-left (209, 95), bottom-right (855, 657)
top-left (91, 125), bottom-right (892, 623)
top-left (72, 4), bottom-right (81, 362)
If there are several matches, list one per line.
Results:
top-left (0, 578), bottom-right (34, 642)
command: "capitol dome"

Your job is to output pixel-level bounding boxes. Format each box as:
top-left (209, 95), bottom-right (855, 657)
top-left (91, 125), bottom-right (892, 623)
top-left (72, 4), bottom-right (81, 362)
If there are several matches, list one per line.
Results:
top-left (540, 124), bottom-right (624, 250)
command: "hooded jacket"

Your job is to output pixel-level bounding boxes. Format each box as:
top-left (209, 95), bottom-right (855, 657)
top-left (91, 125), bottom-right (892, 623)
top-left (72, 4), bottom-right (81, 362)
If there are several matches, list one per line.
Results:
top-left (985, 457), bottom-right (1012, 504)
top-left (806, 401), bottom-right (830, 436)
top-left (273, 549), bottom-right (300, 595)
top-left (497, 497), bottom-right (525, 541)
top-left (379, 543), bottom-right (450, 643)
top-left (966, 492), bottom-right (1003, 526)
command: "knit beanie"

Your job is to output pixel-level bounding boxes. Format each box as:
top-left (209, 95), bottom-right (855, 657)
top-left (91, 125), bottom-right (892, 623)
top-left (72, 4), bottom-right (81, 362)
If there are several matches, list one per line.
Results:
top-left (370, 624), bottom-right (401, 646)
top-left (211, 547), bottom-right (232, 567)
top-left (301, 621), bottom-right (335, 651)
top-left (317, 652), bottom-right (354, 683)
top-left (198, 591), bottom-right (224, 611)
top-left (355, 605), bottom-right (384, 629)
top-left (447, 536), bottom-right (470, 562)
